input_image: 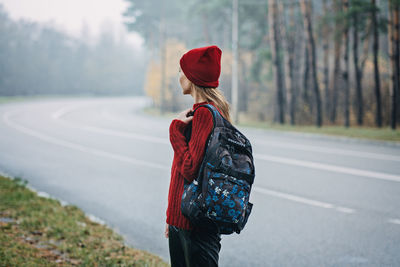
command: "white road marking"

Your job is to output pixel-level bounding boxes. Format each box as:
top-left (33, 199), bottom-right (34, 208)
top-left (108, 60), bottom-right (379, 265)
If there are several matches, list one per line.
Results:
top-left (3, 110), bottom-right (169, 171)
top-left (255, 140), bottom-right (400, 162)
top-left (54, 104), bottom-right (400, 164)
top-left (52, 105), bottom-right (400, 184)
top-left (5, 105), bottom-right (399, 218)
top-left (335, 207), bottom-right (355, 214)
top-left (51, 105), bottom-right (79, 119)
top-left (388, 218), bottom-right (400, 225)
top-left (254, 153), bottom-right (400, 183)
top-left (253, 186), bottom-right (355, 214)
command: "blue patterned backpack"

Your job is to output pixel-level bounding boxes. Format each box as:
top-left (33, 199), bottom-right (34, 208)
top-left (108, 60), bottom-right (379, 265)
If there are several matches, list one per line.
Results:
top-left (181, 104), bottom-right (255, 235)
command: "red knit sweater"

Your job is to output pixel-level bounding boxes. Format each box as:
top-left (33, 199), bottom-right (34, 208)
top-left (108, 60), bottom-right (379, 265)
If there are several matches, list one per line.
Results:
top-left (166, 101), bottom-right (223, 230)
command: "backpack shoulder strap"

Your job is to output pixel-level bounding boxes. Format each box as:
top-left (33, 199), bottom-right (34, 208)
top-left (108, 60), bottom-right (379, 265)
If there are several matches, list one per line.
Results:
top-left (184, 103), bottom-right (223, 143)
top-left (192, 103), bottom-right (224, 128)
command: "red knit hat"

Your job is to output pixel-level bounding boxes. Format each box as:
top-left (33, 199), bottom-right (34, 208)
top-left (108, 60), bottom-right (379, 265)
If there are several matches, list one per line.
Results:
top-left (179, 45), bottom-right (222, 88)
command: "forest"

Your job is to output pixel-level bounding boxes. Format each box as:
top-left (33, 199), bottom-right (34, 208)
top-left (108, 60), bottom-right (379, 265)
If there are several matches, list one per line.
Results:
top-left (0, 4), bottom-right (146, 97)
top-left (123, 0), bottom-right (400, 129)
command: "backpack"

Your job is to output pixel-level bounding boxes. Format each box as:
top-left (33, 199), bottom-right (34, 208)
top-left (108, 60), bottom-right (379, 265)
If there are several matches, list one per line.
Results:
top-left (181, 103), bottom-right (255, 235)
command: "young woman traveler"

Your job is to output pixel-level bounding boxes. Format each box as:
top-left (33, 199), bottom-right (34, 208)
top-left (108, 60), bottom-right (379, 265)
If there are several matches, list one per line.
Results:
top-left (165, 45), bottom-right (232, 267)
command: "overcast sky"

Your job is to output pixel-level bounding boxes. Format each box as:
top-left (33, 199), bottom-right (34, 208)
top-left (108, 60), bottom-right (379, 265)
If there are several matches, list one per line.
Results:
top-left (0, 0), bottom-right (144, 49)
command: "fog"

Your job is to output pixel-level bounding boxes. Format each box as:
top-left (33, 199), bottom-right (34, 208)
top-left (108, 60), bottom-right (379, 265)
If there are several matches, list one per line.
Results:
top-left (0, 3), bottom-right (147, 97)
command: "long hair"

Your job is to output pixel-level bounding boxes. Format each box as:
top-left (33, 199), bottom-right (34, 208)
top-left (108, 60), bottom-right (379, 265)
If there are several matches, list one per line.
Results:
top-left (191, 83), bottom-right (232, 124)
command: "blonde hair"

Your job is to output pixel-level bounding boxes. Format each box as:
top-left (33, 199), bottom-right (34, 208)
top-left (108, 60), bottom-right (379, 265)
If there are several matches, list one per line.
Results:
top-left (191, 83), bottom-right (232, 124)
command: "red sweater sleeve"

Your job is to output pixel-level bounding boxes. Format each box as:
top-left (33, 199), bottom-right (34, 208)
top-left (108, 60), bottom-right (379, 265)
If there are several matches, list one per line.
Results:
top-left (169, 107), bottom-right (213, 183)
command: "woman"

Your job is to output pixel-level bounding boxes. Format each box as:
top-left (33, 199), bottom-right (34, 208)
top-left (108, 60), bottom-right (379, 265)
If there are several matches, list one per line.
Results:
top-left (165, 45), bottom-right (232, 267)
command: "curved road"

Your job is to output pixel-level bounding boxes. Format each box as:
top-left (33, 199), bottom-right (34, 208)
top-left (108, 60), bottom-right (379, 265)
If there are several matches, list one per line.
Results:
top-left (0, 96), bottom-right (399, 266)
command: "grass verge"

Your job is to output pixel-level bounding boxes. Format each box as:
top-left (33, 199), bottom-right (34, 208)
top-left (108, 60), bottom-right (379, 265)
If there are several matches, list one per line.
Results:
top-left (238, 120), bottom-right (400, 143)
top-left (0, 95), bottom-right (63, 105)
top-left (0, 95), bottom-right (104, 105)
top-left (141, 107), bottom-right (176, 120)
top-left (0, 174), bottom-right (169, 267)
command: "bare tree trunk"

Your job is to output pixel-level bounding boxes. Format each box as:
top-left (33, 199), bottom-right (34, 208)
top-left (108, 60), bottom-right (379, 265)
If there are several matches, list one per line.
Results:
top-left (360, 21), bottom-right (372, 84)
top-left (289, 3), bottom-right (298, 125)
top-left (343, 0), bottom-right (350, 128)
top-left (396, 2), bottom-right (400, 125)
top-left (372, 0), bottom-right (382, 127)
top-left (303, 43), bottom-right (310, 105)
top-left (322, 0), bottom-right (331, 121)
top-left (389, 0), bottom-right (394, 128)
top-left (300, 0), bottom-right (323, 127)
top-left (279, 1), bottom-right (296, 125)
top-left (389, 0), bottom-right (399, 129)
top-left (396, 3), bottom-right (400, 126)
top-left (293, 16), bottom-right (305, 122)
top-left (239, 55), bottom-right (248, 112)
top-left (330, 0), bottom-right (342, 123)
top-left (268, 0), bottom-right (285, 124)
top-left (353, 6), bottom-right (364, 125)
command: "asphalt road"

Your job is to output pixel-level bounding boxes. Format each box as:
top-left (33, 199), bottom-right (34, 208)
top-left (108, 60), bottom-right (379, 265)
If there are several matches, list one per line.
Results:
top-left (0, 96), bottom-right (399, 266)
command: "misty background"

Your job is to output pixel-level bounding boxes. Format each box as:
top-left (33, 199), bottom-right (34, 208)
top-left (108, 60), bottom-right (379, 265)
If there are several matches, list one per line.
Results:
top-left (0, 1), bottom-right (147, 96)
top-left (0, 0), bottom-right (399, 128)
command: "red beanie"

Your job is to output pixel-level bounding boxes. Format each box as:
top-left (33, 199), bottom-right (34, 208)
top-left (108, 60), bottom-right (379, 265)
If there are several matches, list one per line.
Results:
top-left (179, 45), bottom-right (222, 88)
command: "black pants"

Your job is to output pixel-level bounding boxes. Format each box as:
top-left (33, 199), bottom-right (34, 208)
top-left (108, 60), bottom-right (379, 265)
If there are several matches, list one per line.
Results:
top-left (168, 225), bottom-right (222, 267)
